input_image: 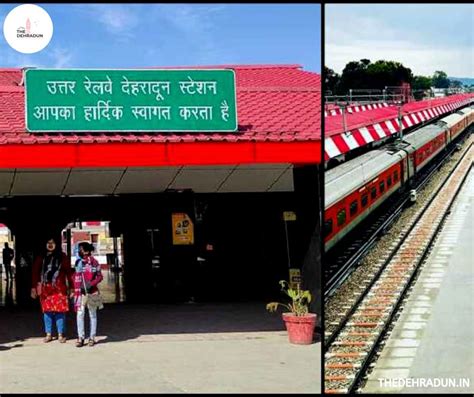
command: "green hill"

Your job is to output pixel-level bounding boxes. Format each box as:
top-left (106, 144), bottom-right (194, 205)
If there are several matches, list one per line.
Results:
top-left (449, 77), bottom-right (474, 86)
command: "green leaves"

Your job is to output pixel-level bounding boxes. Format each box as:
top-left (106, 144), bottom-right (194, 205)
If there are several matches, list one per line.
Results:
top-left (266, 302), bottom-right (280, 312)
top-left (287, 288), bottom-right (297, 300)
top-left (266, 280), bottom-right (313, 317)
top-left (302, 290), bottom-right (312, 304)
top-left (334, 59), bottom-right (414, 94)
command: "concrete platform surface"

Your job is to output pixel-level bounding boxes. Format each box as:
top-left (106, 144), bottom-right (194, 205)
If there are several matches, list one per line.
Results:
top-left (364, 169), bottom-right (474, 394)
top-left (0, 302), bottom-right (321, 393)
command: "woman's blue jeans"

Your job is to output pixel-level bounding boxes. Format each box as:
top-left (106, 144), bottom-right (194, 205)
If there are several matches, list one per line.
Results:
top-left (43, 312), bottom-right (65, 334)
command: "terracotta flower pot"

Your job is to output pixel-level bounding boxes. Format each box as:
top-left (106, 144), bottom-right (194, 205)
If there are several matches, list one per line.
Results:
top-left (282, 313), bottom-right (317, 345)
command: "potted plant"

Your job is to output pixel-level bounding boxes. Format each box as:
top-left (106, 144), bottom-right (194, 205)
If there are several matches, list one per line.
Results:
top-left (266, 280), bottom-right (317, 345)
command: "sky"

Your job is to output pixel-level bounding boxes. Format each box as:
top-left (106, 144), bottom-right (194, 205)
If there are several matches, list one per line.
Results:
top-left (326, 4), bottom-right (474, 78)
top-left (0, 4), bottom-right (321, 73)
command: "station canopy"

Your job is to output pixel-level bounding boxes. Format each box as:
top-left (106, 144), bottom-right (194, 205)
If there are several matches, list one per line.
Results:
top-left (0, 65), bottom-right (321, 168)
top-left (324, 93), bottom-right (474, 161)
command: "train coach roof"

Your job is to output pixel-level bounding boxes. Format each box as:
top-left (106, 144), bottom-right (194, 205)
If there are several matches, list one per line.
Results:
top-left (403, 123), bottom-right (445, 150)
top-left (457, 106), bottom-right (474, 116)
top-left (440, 113), bottom-right (464, 127)
top-left (325, 148), bottom-right (404, 208)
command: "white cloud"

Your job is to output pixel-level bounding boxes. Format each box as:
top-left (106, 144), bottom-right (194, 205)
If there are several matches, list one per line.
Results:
top-left (78, 4), bottom-right (139, 39)
top-left (154, 5), bottom-right (225, 64)
top-left (0, 49), bottom-right (46, 68)
top-left (49, 47), bottom-right (73, 68)
top-left (326, 10), bottom-right (474, 77)
top-left (326, 40), bottom-right (473, 77)
top-left (156, 5), bottom-right (224, 35)
top-left (0, 33), bottom-right (71, 68)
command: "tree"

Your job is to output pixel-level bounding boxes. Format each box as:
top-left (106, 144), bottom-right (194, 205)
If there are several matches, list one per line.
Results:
top-left (324, 66), bottom-right (340, 95)
top-left (335, 59), bottom-right (413, 94)
top-left (366, 60), bottom-right (413, 89)
top-left (337, 59), bottom-right (371, 94)
top-left (412, 75), bottom-right (432, 91)
top-left (412, 75), bottom-right (433, 99)
top-left (432, 71), bottom-right (450, 88)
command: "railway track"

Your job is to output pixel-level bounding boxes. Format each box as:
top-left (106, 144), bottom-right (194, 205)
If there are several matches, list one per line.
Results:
top-left (324, 141), bottom-right (473, 394)
top-left (325, 134), bottom-right (473, 346)
top-left (324, 129), bottom-right (472, 302)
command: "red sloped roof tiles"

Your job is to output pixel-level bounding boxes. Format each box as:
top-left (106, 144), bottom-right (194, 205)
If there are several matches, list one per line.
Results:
top-left (325, 94), bottom-right (474, 136)
top-left (324, 93), bottom-right (474, 160)
top-left (0, 65), bottom-right (321, 145)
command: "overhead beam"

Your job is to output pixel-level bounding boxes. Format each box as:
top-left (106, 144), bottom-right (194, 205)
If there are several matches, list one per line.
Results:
top-left (0, 141), bottom-right (321, 168)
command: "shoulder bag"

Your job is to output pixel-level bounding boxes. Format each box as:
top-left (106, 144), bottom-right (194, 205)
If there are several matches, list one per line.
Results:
top-left (81, 272), bottom-right (104, 310)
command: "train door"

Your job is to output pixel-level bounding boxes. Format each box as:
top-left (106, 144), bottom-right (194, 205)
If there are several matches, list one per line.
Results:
top-left (408, 150), bottom-right (416, 179)
top-left (398, 153), bottom-right (407, 189)
top-left (445, 128), bottom-right (451, 145)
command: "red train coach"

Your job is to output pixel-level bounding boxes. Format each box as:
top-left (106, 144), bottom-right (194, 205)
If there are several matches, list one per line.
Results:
top-left (325, 149), bottom-right (405, 251)
top-left (324, 105), bottom-right (473, 252)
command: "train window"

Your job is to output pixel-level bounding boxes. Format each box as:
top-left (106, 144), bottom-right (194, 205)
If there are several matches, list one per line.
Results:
top-left (324, 219), bottom-right (333, 237)
top-left (361, 194), bottom-right (368, 207)
top-left (394, 170), bottom-right (399, 182)
top-left (387, 176), bottom-right (392, 187)
top-left (350, 200), bottom-right (358, 216)
top-left (371, 186), bottom-right (377, 200)
top-left (379, 181), bottom-right (385, 193)
top-left (337, 209), bottom-right (346, 226)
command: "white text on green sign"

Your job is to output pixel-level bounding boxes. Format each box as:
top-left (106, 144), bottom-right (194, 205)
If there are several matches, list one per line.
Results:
top-left (25, 69), bottom-right (238, 132)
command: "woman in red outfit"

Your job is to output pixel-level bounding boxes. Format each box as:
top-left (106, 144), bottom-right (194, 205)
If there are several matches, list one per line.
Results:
top-left (31, 237), bottom-right (74, 343)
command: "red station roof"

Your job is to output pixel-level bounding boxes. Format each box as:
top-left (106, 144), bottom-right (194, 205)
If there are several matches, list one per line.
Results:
top-left (0, 65), bottom-right (321, 168)
top-left (325, 102), bottom-right (389, 116)
top-left (325, 94), bottom-right (474, 160)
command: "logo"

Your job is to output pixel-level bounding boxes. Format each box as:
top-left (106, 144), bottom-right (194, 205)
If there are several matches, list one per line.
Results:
top-left (16, 17), bottom-right (44, 38)
top-left (3, 4), bottom-right (53, 54)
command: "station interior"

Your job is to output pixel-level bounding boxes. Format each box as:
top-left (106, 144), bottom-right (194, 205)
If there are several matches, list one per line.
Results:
top-left (0, 164), bottom-right (322, 316)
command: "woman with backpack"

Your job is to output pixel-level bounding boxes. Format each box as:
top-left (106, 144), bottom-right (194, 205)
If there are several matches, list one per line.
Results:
top-left (72, 241), bottom-right (104, 347)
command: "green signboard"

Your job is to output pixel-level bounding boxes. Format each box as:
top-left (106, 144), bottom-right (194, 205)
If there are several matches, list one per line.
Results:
top-left (25, 69), bottom-right (237, 132)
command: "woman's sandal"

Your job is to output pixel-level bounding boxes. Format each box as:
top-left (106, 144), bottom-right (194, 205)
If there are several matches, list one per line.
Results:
top-left (88, 338), bottom-right (96, 347)
top-left (58, 334), bottom-right (67, 343)
top-left (75, 338), bottom-right (84, 347)
top-left (43, 334), bottom-right (53, 343)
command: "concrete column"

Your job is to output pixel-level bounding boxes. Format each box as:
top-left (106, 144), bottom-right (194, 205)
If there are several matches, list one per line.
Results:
top-left (292, 164), bottom-right (322, 323)
top-left (166, 191), bottom-right (198, 303)
top-left (122, 225), bottom-right (154, 303)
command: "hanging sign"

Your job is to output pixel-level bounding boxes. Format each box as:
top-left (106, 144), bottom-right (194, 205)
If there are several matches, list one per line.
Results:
top-left (172, 213), bottom-right (194, 245)
top-left (25, 69), bottom-right (237, 132)
top-left (283, 211), bottom-right (297, 221)
top-left (289, 268), bottom-right (302, 289)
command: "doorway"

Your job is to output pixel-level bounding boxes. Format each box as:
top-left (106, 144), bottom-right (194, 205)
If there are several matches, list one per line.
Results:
top-left (0, 223), bottom-right (15, 307)
top-left (61, 220), bottom-right (125, 303)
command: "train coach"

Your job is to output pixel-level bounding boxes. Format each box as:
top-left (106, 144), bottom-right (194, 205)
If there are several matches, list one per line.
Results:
top-left (324, 105), bottom-right (473, 252)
